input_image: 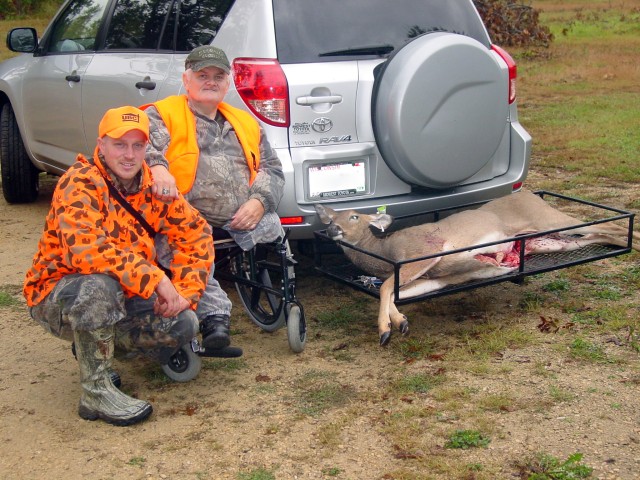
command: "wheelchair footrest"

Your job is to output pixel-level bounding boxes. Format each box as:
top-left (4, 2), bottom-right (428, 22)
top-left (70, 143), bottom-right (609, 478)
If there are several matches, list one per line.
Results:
top-left (197, 346), bottom-right (244, 358)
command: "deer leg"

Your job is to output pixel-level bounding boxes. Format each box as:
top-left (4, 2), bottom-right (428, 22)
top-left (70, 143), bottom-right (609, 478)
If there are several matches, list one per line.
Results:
top-left (378, 277), bottom-right (396, 346)
top-left (388, 300), bottom-right (409, 336)
top-left (378, 259), bottom-right (442, 346)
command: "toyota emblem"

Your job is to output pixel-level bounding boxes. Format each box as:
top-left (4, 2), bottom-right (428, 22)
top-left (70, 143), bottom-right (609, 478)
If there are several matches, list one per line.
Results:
top-left (312, 117), bottom-right (333, 133)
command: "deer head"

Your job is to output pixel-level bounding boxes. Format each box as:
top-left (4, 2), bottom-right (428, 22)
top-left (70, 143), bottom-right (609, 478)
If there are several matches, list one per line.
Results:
top-left (315, 204), bottom-right (394, 245)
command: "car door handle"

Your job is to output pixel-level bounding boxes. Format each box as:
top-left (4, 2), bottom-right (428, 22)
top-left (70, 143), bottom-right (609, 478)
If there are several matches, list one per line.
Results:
top-left (65, 74), bottom-right (80, 82)
top-left (296, 95), bottom-right (342, 106)
top-left (135, 81), bottom-right (156, 90)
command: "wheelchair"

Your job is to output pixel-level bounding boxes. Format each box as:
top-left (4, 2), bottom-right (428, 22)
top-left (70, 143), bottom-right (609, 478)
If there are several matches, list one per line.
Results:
top-left (162, 228), bottom-right (306, 382)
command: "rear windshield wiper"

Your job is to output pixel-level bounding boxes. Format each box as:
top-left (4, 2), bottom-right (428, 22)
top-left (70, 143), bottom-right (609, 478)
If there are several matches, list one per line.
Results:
top-left (318, 44), bottom-right (394, 57)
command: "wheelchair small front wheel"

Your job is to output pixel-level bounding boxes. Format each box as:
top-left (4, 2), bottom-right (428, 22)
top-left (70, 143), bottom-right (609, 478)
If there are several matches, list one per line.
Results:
top-left (161, 343), bottom-right (202, 382)
top-left (286, 304), bottom-right (306, 353)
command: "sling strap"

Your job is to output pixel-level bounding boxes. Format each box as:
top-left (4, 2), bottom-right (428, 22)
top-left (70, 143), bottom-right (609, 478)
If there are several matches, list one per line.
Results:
top-left (104, 180), bottom-right (172, 278)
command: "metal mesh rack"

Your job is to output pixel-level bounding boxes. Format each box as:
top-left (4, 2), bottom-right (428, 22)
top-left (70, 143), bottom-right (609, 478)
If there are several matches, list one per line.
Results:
top-left (313, 191), bottom-right (635, 305)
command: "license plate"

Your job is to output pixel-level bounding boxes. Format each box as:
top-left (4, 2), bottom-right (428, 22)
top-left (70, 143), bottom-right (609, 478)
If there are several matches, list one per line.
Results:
top-left (308, 161), bottom-right (366, 199)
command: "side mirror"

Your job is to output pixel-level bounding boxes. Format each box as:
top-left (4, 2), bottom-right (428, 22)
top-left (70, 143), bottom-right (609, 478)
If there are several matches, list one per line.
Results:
top-left (7, 28), bottom-right (38, 53)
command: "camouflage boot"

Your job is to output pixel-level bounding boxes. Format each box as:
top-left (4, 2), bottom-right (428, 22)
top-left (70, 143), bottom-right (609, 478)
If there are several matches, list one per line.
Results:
top-left (74, 328), bottom-right (152, 426)
top-left (71, 341), bottom-right (121, 388)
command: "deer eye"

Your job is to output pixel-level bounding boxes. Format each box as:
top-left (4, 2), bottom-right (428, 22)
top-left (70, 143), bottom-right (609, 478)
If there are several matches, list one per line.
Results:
top-left (349, 214), bottom-right (359, 221)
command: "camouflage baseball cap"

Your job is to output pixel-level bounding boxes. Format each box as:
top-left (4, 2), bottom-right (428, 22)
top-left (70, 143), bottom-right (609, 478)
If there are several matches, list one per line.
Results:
top-left (185, 45), bottom-right (230, 73)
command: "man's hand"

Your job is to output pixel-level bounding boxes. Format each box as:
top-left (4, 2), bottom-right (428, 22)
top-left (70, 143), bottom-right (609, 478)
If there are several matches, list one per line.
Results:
top-left (154, 275), bottom-right (190, 317)
top-left (150, 164), bottom-right (179, 201)
top-left (229, 198), bottom-right (265, 231)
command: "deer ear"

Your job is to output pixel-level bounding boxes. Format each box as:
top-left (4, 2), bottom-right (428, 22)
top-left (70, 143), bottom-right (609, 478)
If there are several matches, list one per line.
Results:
top-left (315, 204), bottom-right (335, 224)
top-left (370, 214), bottom-right (394, 232)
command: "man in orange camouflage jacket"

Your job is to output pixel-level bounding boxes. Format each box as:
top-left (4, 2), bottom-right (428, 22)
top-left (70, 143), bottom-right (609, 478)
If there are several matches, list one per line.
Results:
top-left (23, 106), bottom-right (214, 427)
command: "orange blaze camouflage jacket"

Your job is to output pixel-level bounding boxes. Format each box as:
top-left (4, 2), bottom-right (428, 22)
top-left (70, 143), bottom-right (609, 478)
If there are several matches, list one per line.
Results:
top-left (23, 152), bottom-right (214, 308)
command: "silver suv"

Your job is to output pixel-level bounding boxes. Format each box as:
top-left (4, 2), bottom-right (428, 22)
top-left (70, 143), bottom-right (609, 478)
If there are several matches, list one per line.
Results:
top-left (0, 0), bottom-right (531, 239)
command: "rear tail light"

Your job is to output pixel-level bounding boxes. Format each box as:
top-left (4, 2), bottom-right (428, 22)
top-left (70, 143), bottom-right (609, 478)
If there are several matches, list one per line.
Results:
top-left (280, 216), bottom-right (304, 225)
top-left (491, 45), bottom-right (517, 104)
top-left (232, 58), bottom-right (289, 126)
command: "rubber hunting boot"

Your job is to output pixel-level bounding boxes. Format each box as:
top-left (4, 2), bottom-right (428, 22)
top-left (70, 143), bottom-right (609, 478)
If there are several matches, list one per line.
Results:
top-left (74, 328), bottom-right (152, 426)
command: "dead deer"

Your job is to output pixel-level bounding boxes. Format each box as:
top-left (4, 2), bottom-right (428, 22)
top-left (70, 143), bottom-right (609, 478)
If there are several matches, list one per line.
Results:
top-left (316, 190), bottom-right (638, 346)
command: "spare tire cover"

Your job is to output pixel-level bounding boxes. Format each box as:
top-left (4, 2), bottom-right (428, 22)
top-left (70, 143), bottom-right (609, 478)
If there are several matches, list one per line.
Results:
top-left (373, 32), bottom-right (508, 189)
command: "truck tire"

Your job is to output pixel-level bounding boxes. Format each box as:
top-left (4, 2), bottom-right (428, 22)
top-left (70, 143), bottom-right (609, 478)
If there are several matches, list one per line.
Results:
top-left (1, 103), bottom-right (39, 203)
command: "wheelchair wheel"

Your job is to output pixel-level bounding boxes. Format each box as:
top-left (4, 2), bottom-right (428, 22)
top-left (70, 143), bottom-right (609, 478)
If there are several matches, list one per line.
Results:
top-left (286, 304), bottom-right (306, 353)
top-left (161, 343), bottom-right (202, 382)
top-left (234, 246), bottom-right (287, 332)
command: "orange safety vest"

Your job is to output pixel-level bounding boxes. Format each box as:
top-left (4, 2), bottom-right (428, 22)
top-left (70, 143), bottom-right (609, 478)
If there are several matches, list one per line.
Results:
top-left (142, 95), bottom-right (260, 194)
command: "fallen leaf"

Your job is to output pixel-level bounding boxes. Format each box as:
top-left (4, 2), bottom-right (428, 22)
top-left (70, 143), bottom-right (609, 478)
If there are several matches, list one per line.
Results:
top-left (537, 315), bottom-right (559, 333)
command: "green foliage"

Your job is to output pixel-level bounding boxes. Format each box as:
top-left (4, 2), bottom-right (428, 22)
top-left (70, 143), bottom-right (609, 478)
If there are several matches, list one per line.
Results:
top-left (549, 385), bottom-right (575, 403)
top-left (0, 290), bottom-right (19, 307)
top-left (628, 325), bottom-right (640, 354)
top-left (521, 452), bottom-right (593, 480)
top-left (297, 383), bottom-right (353, 416)
top-left (542, 278), bottom-right (570, 293)
top-left (315, 297), bottom-right (373, 334)
top-left (291, 369), bottom-right (355, 416)
top-left (621, 265), bottom-right (640, 289)
top-left (445, 429), bottom-right (490, 449)
top-left (396, 336), bottom-right (436, 360)
top-left (126, 456), bottom-right (146, 467)
top-left (569, 338), bottom-right (608, 362)
top-left (392, 373), bottom-right (444, 395)
top-left (520, 291), bottom-right (544, 311)
top-left (237, 468), bottom-right (276, 480)
top-left (321, 467), bottom-right (343, 476)
top-left (202, 358), bottom-right (247, 372)
top-left (0, 0), bottom-right (61, 19)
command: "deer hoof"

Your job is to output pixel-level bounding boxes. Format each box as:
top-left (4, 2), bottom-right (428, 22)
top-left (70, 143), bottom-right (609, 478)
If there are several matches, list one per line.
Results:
top-left (399, 320), bottom-right (409, 336)
top-left (379, 331), bottom-right (392, 346)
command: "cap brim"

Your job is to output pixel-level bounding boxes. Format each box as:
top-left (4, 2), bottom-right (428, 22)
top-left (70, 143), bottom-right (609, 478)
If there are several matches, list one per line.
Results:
top-left (104, 126), bottom-right (149, 141)
top-left (188, 60), bottom-right (230, 74)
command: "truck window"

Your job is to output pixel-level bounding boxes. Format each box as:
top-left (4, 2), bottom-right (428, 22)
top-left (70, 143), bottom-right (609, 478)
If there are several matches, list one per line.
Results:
top-left (103, 0), bottom-right (234, 52)
top-left (47, 0), bottom-right (110, 52)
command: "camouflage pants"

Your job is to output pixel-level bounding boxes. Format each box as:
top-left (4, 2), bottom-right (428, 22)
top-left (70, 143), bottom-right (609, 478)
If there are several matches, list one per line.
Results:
top-left (222, 211), bottom-right (285, 251)
top-left (156, 235), bottom-right (233, 318)
top-left (29, 273), bottom-right (198, 364)
top-left (156, 212), bottom-right (284, 320)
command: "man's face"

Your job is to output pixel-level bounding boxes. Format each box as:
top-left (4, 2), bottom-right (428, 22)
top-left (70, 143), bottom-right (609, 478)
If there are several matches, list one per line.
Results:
top-left (97, 130), bottom-right (147, 181)
top-left (183, 66), bottom-right (230, 106)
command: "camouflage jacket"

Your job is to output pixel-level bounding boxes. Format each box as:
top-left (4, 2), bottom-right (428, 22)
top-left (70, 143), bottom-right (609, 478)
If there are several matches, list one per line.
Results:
top-left (145, 101), bottom-right (285, 227)
top-left (23, 152), bottom-right (214, 307)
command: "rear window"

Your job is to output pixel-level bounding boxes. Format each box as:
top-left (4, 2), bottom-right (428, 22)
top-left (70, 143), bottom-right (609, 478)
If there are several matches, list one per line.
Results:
top-left (273, 0), bottom-right (491, 64)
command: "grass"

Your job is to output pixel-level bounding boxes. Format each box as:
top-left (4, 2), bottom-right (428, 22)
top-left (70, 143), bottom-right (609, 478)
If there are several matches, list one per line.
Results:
top-left (0, 4), bottom-right (59, 61)
top-left (0, 290), bottom-right (19, 306)
top-left (126, 456), bottom-right (146, 467)
top-left (517, 452), bottom-right (593, 479)
top-left (514, 2), bottom-right (640, 196)
top-left (237, 468), bottom-right (276, 480)
top-left (445, 429), bottom-right (491, 449)
top-left (391, 373), bottom-right (446, 395)
top-left (201, 357), bottom-right (247, 372)
top-left (291, 369), bottom-right (356, 416)
top-left (569, 337), bottom-right (609, 362)
top-left (2, 1), bottom-right (639, 479)
top-left (315, 296), bottom-right (375, 335)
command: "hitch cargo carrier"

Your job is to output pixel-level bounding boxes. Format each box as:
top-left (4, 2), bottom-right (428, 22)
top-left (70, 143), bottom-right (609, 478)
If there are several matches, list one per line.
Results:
top-left (312, 191), bottom-right (635, 304)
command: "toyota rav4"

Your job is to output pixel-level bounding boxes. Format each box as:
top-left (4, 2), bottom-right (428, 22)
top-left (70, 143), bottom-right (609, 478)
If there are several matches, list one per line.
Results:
top-left (0, 0), bottom-right (531, 239)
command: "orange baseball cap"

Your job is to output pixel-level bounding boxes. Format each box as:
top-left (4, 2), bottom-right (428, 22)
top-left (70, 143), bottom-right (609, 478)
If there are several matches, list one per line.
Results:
top-left (98, 106), bottom-right (149, 140)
